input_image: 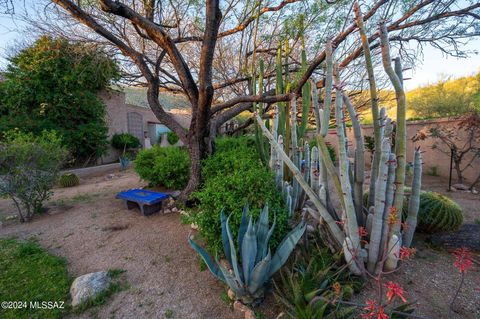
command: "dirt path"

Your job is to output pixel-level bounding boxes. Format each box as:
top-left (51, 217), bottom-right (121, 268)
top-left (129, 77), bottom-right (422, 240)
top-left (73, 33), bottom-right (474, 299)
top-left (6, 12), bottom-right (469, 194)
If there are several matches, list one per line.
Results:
top-left (0, 170), bottom-right (241, 319)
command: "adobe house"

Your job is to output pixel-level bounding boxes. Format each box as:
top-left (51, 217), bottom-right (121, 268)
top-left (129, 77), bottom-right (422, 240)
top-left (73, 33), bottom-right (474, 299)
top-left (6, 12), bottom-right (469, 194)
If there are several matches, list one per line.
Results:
top-left (99, 88), bottom-right (191, 164)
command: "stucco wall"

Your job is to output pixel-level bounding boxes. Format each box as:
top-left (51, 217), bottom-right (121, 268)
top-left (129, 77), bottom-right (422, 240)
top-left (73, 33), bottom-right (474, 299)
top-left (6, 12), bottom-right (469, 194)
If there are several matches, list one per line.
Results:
top-left (99, 90), bottom-right (190, 164)
top-left (312, 118), bottom-right (479, 183)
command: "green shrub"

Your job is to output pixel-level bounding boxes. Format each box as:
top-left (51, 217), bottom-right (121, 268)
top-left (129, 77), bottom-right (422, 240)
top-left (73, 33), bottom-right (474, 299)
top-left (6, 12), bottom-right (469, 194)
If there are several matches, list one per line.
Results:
top-left (0, 130), bottom-right (68, 222)
top-left (111, 133), bottom-right (140, 151)
top-left (0, 36), bottom-right (119, 164)
top-left (58, 173), bottom-right (80, 188)
top-left (134, 146), bottom-right (190, 189)
top-left (189, 136), bottom-right (290, 254)
top-left (0, 239), bottom-right (71, 319)
top-left (167, 131), bottom-right (179, 145)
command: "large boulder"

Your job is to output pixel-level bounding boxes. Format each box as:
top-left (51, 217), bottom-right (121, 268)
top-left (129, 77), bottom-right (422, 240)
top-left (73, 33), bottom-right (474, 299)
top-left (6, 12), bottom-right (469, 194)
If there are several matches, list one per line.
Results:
top-left (70, 271), bottom-right (111, 307)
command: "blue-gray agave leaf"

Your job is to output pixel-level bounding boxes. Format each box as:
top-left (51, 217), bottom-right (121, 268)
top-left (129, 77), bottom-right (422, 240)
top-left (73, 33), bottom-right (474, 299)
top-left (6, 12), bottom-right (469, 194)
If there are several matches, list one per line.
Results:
top-left (258, 214), bottom-right (276, 263)
top-left (188, 236), bottom-right (225, 282)
top-left (226, 215), bottom-right (244, 285)
top-left (255, 205), bottom-right (269, 262)
top-left (247, 249), bottom-right (271, 295)
top-left (238, 205), bottom-right (249, 256)
top-left (219, 263), bottom-right (246, 297)
top-left (268, 222), bottom-right (306, 277)
top-left (241, 216), bottom-right (257, 284)
top-left (220, 209), bottom-right (232, 265)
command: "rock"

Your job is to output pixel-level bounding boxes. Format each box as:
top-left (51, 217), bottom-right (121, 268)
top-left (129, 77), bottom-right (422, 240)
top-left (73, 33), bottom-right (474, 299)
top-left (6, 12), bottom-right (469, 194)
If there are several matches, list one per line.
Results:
top-left (172, 207), bottom-right (179, 213)
top-left (190, 223), bottom-right (199, 230)
top-left (245, 309), bottom-right (256, 319)
top-left (430, 224), bottom-right (480, 252)
top-left (170, 190), bottom-right (181, 199)
top-left (227, 289), bottom-right (235, 300)
top-left (472, 188), bottom-right (478, 194)
top-left (70, 271), bottom-right (111, 307)
top-left (233, 301), bottom-right (256, 319)
top-left (275, 313), bottom-right (286, 319)
top-left (164, 209), bottom-right (172, 214)
top-left (452, 183), bottom-right (469, 191)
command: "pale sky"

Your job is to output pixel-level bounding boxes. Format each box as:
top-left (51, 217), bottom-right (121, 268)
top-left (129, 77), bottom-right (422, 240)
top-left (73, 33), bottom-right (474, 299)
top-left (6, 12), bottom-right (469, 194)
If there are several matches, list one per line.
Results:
top-left (1, 7), bottom-right (479, 91)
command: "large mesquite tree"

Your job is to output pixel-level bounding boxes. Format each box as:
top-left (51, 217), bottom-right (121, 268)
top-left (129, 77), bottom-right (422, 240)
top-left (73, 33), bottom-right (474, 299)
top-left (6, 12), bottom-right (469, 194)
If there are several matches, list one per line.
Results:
top-left (29, 0), bottom-right (480, 197)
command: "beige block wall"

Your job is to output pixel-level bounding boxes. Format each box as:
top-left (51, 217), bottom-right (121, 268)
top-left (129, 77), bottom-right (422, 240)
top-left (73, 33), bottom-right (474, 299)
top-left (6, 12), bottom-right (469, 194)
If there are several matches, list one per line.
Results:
top-left (99, 90), bottom-right (190, 164)
top-left (313, 118), bottom-right (479, 184)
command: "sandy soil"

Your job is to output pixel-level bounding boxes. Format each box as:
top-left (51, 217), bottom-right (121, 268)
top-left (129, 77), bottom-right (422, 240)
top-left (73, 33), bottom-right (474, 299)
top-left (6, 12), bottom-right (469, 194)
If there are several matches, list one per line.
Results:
top-left (0, 170), bottom-right (241, 319)
top-left (0, 171), bottom-right (478, 319)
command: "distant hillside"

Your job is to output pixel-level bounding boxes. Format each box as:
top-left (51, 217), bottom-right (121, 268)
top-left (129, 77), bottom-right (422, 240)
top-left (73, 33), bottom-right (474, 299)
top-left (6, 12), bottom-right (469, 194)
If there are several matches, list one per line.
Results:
top-left (119, 86), bottom-right (191, 111)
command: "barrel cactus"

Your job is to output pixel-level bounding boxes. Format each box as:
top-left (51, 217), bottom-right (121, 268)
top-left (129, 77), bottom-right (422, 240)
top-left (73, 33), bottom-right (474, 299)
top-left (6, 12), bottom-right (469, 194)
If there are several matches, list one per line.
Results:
top-left (58, 173), bottom-right (80, 188)
top-left (415, 191), bottom-right (463, 233)
top-left (189, 205), bottom-right (306, 305)
top-left (364, 190), bottom-right (463, 234)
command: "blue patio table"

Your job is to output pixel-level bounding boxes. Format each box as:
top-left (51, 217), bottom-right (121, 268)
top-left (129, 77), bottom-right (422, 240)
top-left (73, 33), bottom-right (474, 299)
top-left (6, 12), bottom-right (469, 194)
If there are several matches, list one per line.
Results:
top-left (116, 189), bottom-right (170, 215)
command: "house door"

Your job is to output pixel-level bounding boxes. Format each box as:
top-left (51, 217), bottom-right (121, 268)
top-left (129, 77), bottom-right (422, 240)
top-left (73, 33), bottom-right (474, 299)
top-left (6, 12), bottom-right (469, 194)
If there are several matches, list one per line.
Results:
top-left (127, 112), bottom-right (144, 146)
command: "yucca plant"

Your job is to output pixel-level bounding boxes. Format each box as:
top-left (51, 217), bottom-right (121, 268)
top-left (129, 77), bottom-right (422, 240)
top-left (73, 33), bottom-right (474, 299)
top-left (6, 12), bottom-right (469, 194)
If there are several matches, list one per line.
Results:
top-left (188, 205), bottom-right (306, 304)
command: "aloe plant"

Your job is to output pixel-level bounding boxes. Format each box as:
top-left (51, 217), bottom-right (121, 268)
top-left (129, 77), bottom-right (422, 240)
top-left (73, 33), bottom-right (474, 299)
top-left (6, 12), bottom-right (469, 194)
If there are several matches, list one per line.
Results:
top-left (188, 205), bottom-right (306, 304)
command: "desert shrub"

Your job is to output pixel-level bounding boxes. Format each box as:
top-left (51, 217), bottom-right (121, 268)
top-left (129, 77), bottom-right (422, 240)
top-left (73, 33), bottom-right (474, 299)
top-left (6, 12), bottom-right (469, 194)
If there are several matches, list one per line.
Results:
top-left (134, 146), bottom-right (190, 189)
top-left (415, 191), bottom-right (463, 233)
top-left (58, 173), bottom-right (80, 188)
top-left (111, 133), bottom-right (141, 151)
top-left (167, 131), bottom-right (179, 145)
top-left (308, 139), bottom-right (337, 164)
top-left (0, 130), bottom-right (68, 222)
top-left (189, 136), bottom-right (289, 254)
top-left (0, 36), bottom-right (119, 165)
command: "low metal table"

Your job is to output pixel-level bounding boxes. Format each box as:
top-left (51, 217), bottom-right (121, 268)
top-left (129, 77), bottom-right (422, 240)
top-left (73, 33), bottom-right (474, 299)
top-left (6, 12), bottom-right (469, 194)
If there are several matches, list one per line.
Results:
top-left (116, 189), bottom-right (170, 215)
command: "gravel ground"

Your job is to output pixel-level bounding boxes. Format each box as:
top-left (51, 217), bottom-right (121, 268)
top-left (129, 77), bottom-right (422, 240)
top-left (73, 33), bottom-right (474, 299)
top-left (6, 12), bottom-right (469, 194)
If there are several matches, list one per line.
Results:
top-left (0, 170), bottom-right (242, 319)
top-left (0, 171), bottom-right (478, 319)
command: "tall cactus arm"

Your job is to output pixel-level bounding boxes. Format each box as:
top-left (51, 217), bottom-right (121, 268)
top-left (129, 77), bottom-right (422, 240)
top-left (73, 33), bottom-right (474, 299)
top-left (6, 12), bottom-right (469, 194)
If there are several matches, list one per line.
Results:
top-left (299, 49), bottom-right (311, 139)
top-left (344, 93), bottom-right (365, 224)
top-left (276, 45), bottom-right (286, 137)
top-left (354, 2), bottom-right (382, 209)
top-left (311, 80), bottom-right (321, 135)
top-left (367, 138), bottom-right (391, 273)
top-left (379, 152), bottom-right (397, 261)
top-left (384, 234), bottom-right (401, 271)
top-left (335, 87), bottom-right (361, 255)
top-left (380, 22), bottom-right (407, 235)
top-left (316, 134), bottom-right (345, 212)
top-left (403, 148), bottom-right (422, 247)
top-left (255, 114), bottom-right (345, 247)
top-left (320, 40), bottom-right (333, 137)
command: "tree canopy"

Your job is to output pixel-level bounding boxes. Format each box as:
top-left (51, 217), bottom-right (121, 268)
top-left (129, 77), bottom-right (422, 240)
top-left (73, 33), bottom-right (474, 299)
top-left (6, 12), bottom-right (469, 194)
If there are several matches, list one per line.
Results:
top-left (0, 36), bottom-right (120, 164)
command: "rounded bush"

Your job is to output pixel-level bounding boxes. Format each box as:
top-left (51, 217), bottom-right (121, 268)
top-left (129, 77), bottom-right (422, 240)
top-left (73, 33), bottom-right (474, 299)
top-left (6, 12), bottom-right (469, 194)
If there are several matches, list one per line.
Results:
top-left (415, 191), bottom-right (463, 233)
top-left (134, 146), bottom-right (190, 189)
top-left (190, 136), bottom-right (289, 254)
top-left (111, 133), bottom-right (141, 151)
top-left (58, 173), bottom-right (80, 188)
top-left (167, 131), bottom-right (179, 145)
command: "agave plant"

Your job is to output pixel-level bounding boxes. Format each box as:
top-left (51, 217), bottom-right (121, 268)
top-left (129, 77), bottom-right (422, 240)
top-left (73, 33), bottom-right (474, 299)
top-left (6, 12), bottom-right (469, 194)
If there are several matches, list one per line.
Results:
top-left (189, 205), bottom-right (306, 304)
